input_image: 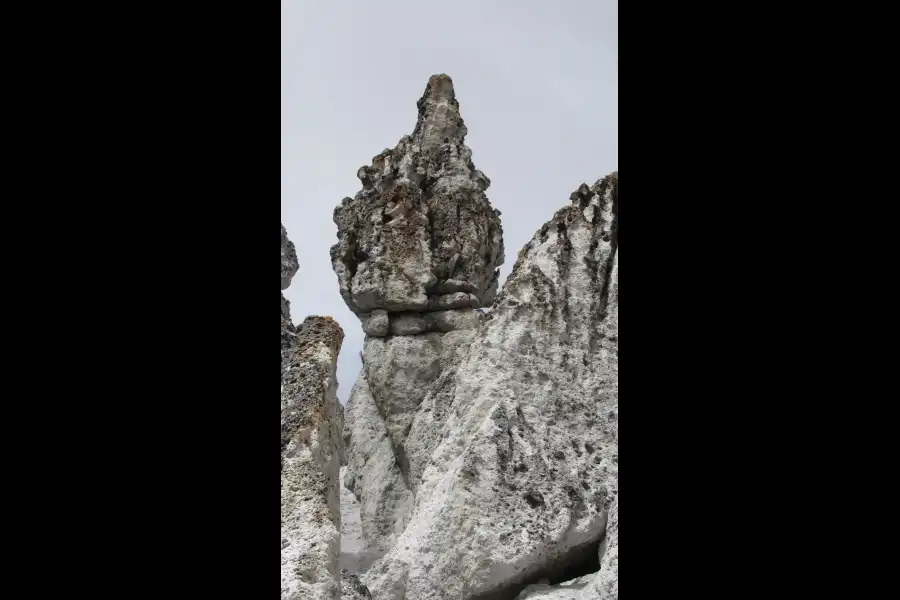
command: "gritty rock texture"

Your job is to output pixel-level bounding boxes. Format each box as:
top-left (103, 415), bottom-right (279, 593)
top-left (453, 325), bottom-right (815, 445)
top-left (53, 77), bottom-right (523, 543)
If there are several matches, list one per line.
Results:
top-left (364, 173), bottom-right (618, 600)
top-left (342, 570), bottom-right (374, 600)
top-left (281, 315), bottom-right (346, 600)
top-left (282, 223), bottom-right (299, 290)
top-left (281, 224), bottom-right (347, 600)
top-left (335, 75), bottom-right (504, 560)
top-left (361, 309), bottom-right (390, 337)
top-left (592, 493), bottom-right (618, 599)
top-left (330, 74), bottom-right (503, 322)
top-left (516, 494), bottom-right (618, 600)
top-left (342, 374), bottom-right (414, 555)
top-left (342, 325), bottom-right (482, 554)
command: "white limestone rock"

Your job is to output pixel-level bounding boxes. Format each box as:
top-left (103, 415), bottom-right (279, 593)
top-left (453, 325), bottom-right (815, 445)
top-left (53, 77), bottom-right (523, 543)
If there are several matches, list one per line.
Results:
top-left (364, 174), bottom-right (618, 600)
top-left (340, 465), bottom-right (381, 574)
top-left (280, 314), bottom-right (346, 600)
top-left (591, 493), bottom-right (618, 599)
top-left (342, 326), bottom-right (480, 553)
top-left (342, 373), bottom-right (414, 554)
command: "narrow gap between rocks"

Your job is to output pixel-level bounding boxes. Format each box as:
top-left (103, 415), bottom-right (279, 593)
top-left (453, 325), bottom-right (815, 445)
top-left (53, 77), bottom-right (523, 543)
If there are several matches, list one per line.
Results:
top-left (338, 466), bottom-right (380, 576)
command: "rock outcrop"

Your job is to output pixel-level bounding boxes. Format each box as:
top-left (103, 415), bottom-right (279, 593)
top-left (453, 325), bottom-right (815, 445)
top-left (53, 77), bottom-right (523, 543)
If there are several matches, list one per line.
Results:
top-left (324, 73), bottom-right (618, 600)
top-left (330, 73), bottom-right (504, 322)
top-left (334, 75), bottom-right (505, 555)
top-left (281, 224), bottom-right (346, 600)
top-left (363, 174), bottom-right (618, 600)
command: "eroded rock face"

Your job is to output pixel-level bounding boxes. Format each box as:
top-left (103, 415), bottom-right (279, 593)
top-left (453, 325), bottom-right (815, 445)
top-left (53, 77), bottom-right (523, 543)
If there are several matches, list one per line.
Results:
top-left (334, 75), bottom-right (504, 559)
top-left (592, 493), bottom-right (618, 599)
top-left (342, 570), bottom-right (374, 600)
top-left (282, 222), bottom-right (299, 291)
top-left (281, 224), bottom-right (346, 600)
top-left (516, 494), bottom-right (618, 600)
top-left (342, 326), bottom-right (480, 553)
top-left (342, 374), bottom-right (414, 555)
top-left (363, 174), bottom-right (618, 600)
top-left (280, 315), bottom-right (345, 600)
top-left (330, 74), bottom-right (504, 324)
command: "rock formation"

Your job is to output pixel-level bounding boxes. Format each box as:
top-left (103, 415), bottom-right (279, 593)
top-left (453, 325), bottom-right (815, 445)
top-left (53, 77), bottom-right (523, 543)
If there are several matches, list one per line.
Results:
top-left (281, 224), bottom-right (348, 600)
top-left (331, 73), bottom-right (504, 321)
top-left (333, 74), bottom-right (504, 554)
top-left (362, 174), bottom-right (618, 600)
top-left (319, 74), bottom-right (617, 600)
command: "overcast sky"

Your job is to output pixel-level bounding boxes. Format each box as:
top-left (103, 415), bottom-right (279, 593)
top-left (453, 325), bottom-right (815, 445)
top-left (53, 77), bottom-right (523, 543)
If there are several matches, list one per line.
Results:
top-left (281, 0), bottom-right (618, 402)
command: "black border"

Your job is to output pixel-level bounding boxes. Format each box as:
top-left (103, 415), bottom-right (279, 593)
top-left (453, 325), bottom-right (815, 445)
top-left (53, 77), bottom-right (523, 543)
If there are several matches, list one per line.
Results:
top-left (15, 2), bottom-right (836, 597)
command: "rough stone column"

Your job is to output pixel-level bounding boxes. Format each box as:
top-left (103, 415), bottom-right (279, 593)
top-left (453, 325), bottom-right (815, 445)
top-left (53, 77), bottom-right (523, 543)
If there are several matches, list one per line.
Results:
top-left (331, 74), bottom-right (505, 555)
top-left (281, 223), bottom-right (347, 600)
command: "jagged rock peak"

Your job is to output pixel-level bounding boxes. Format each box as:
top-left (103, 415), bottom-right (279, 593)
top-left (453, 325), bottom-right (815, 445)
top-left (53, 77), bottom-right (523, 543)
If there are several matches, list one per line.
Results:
top-left (412, 74), bottom-right (467, 152)
top-left (330, 74), bottom-right (504, 327)
top-left (281, 223), bottom-right (299, 291)
top-left (492, 172), bottom-right (617, 323)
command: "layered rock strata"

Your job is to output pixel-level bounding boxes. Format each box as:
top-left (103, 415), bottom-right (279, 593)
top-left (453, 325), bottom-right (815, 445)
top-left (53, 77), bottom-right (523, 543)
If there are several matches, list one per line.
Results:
top-left (334, 75), bottom-right (504, 555)
top-left (281, 224), bottom-right (347, 600)
top-left (364, 174), bottom-right (618, 600)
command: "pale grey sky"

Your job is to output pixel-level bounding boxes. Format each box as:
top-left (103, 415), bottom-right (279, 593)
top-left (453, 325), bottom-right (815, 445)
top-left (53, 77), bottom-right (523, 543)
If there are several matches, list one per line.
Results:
top-left (281, 0), bottom-right (618, 401)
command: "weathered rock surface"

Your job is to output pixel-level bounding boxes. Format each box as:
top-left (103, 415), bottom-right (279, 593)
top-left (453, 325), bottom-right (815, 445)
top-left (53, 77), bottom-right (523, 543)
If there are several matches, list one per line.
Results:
top-left (281, 223), bottom-right (346, 600)
top-left (516, 494), bottom-right (618, 599)
top-left (282, 222), bottom-right (299, 290)
top-left (342, 326), bottom-right (481, 553)
top-left (330, 74), bottom-right (503, 321)
top-left (334, 75), bottom-right (505, 560)
top-left (342, 570), bottom-right (374, 600)
top-left (327, 73), bottom-right (619, 600)
top-left (592, 493), bottom-right (618, 599)
top-left (363, 174), bottom-right (618, 600)
top-left (342, 374), bottom-right (414, 555)
top-left (280, 315), bottom-right (346, 600)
